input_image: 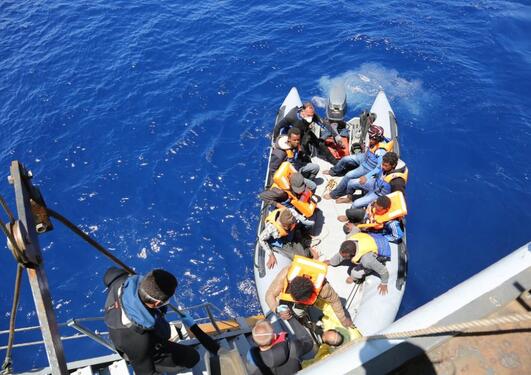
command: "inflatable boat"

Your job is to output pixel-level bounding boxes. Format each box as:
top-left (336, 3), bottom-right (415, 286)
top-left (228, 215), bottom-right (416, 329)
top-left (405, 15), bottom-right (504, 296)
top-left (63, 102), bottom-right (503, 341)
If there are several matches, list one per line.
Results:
top-left (253, 87), bottom-right (408, 335)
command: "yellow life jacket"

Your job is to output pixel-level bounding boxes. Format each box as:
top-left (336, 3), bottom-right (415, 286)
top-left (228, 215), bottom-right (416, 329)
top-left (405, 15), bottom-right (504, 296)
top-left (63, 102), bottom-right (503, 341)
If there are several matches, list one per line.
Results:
top-left (370, 140), bottom-right (394, 153)
top-left (384, 159), bottom-right (408, 183)
top-left (301, 302), bottom-right (362, 368)
top-left (271, 162), bottom-right (316, 218)
top-left (357, 191), bottom-right (408, 230)
top-left (265, 209), bottom-right (289, 237)
top-left (347, 233), bottom-right (378, 264)
top-left (279, 256), bottom-right (328, 305)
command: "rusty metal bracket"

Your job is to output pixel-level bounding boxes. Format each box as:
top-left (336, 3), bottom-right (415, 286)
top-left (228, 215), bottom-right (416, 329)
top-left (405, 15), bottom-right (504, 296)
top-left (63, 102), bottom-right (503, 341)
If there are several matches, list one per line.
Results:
top-left (7, 161), bottom-right (68, 374)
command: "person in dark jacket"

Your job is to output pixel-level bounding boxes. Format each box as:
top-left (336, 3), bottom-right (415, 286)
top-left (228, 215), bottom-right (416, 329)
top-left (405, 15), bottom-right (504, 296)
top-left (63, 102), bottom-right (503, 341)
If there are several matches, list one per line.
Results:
top-left (272, 102), bottom-right (341, 165)
top-left (246, 318), bottom-right (314, 375)
top-left (103, 267), bottom-right (218, 374)
top-left (268, 127), bottom-right (319, 190)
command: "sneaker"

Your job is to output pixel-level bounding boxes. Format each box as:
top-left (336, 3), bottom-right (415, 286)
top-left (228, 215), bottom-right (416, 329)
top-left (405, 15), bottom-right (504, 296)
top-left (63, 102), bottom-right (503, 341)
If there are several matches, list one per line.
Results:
top-left (335, 196), bottom-right (352, 204)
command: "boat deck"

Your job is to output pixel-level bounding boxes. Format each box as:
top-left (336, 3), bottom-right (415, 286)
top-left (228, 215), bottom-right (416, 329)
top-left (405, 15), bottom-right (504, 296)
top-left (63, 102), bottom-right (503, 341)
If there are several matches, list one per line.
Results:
top-left (395, 290), bottom-right (531, 374)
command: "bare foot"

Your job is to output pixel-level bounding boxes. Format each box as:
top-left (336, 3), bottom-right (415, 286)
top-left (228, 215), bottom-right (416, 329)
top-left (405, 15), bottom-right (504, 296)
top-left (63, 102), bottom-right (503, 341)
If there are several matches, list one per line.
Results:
top-left (337, 215), bottom-right (348, 222)
top-left (323, 170), bottom-right (332, 176)
top-left (336, 196), bottom-right (352, 204)
top-left (309, 246), bottom-right (320, 260)
top-left (323, 192), bottom-right (333, 200)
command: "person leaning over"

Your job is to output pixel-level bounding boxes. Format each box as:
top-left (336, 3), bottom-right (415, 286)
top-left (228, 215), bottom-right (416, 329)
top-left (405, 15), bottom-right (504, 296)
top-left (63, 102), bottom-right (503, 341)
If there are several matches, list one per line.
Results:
top-left (246, 318), bottom-right (313, 375)
top-left (265, 258), bottom-right (353, 328)
top-left (259, 172), bottom-right (316, 228)
top-left (340, 194), bottom-right (405, 243)
top-left (103, 267), bottom-right (218, 374)
top-left (325, 235), bottom-right (391, 295)
top-left (258, 208), bottom-right (317, 269)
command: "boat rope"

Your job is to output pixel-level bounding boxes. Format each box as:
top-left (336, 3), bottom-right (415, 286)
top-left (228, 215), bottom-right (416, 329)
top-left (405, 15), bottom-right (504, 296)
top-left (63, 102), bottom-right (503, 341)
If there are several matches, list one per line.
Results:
top-left (359, 312), bottom-right (531, 342)
top-left (0, 264), bottom-right (23, 375)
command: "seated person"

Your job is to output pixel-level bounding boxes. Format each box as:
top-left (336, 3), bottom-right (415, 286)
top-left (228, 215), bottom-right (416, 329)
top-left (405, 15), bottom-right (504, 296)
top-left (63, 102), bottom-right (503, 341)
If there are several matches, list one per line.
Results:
top-left (269, 127), bottom-right (320, 190)
top-left (340, 194), bottom-right (405, 243)
top-left (246, 318), bottom-right (313, 375)
top-left (336, 152), bottom-right (408, 209)
top-left (323, 124), bottom-right (390, 199)
top-left (272, 102), bottom-right (341, 165)
top-left (325, 234), bottom-right (391, 295)
top-left (266, 256), bottom-right (353, 328)
top-left (260, 172), bottom-right (317, 221)
top-left (258, 208), bottom-right (317, 269)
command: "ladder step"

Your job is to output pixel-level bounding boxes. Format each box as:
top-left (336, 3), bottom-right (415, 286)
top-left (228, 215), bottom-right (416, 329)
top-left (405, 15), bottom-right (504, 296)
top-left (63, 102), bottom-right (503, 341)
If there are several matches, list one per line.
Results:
top-left (71, 366), bottom-right (93, 375)
top-left (107, 359), bottom-right (130, 375)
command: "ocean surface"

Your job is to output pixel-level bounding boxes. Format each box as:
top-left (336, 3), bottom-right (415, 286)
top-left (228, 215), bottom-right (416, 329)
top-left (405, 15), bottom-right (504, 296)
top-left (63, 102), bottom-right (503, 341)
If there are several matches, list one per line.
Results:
top-left (1, 0), bottom-right (530, 370)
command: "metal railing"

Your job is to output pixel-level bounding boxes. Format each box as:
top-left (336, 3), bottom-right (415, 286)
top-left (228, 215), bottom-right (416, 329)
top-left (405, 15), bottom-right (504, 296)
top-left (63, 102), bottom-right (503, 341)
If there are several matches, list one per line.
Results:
top-left (0, 302), bottom-right (240, 352)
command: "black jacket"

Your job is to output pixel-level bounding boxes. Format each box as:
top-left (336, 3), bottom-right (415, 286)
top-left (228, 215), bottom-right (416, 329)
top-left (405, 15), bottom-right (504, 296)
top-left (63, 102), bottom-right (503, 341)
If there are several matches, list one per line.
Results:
top-left (103, 268), bottom-right (213, 374)
top-left (273, 107), bottom-right (337, 140)
top-left (246, 318), bottom-right (313, 375)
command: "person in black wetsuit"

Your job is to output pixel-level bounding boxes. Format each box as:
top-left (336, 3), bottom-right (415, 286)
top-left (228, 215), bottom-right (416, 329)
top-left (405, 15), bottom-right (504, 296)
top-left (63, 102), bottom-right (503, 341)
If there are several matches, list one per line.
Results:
top-left (103, 267), bottom-right (219, 374)
top-left (246, 318), bottom-right (314, 375)
top-left (272, 102), bottom-right (342, 165)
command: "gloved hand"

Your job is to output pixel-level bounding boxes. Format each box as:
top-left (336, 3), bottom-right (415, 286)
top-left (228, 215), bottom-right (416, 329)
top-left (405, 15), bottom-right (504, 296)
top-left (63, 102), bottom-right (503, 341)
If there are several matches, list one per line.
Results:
top-left (180, 312), bottom-right (196, 328)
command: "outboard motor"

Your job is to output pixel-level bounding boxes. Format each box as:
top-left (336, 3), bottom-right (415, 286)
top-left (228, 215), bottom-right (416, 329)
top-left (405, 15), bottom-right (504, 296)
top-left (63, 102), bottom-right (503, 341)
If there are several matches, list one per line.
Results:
top-left (326, 85), bottom-right (347, 122)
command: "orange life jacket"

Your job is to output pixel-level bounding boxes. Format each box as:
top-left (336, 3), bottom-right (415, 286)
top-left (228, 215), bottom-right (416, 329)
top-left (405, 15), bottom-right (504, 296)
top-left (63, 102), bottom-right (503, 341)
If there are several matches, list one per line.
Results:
top-left (272, 162), bottom-right (316, 218)
top-left (357, 191), bottom-right (407, 230)
top-left (279, 256), bottom-right (328, 305)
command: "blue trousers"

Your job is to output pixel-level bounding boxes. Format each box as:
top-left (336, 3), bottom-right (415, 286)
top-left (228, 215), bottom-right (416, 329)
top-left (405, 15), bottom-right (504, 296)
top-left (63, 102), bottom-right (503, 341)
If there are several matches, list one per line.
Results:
top-left (330, 154), bottom-right (371, 198)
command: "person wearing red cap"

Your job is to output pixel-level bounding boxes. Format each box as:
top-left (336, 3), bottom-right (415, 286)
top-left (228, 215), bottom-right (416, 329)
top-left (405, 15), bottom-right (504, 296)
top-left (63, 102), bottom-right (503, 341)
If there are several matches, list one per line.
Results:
top-left (324, 124), bottom-right (389, 200)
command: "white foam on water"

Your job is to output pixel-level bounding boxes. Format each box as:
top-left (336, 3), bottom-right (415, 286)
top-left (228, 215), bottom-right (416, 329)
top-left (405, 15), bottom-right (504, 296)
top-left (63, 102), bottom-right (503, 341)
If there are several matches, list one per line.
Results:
top-left (316, 63), bottom-right (434, 116)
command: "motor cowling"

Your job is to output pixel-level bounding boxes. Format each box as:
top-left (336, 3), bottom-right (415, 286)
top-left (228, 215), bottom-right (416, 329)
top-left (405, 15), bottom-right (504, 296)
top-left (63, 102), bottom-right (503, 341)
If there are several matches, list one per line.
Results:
top-left (326, 85), bottom-right (347, 121)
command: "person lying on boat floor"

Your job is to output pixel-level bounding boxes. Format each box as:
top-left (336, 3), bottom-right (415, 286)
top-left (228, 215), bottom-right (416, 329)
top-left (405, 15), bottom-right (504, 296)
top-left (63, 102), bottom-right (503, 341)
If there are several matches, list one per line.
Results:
top-left (325, 234), bottom-right (391, 295)
top-left (323, 124), bottom-right (391, 198)
top-left (339, 194), bottom-right (405, 243)
top-left (325, 152), bottom-right (408, 209)
top-left (266, 257), bottom-right (354, 328)
top-left (302, 301), bottom-right (363, 368)
top-left (301, 329), bottom-right (345, 369)
top-left (246, 318), bottom-right (313, 375)
top-left (272, 101), bottom-right (341, 165)
top-left (259, 172), bottom-right (316, 225)
top-left (268, 127), bottom-right (320, 191)
top-left (258, 207), bottom-right (319, 269)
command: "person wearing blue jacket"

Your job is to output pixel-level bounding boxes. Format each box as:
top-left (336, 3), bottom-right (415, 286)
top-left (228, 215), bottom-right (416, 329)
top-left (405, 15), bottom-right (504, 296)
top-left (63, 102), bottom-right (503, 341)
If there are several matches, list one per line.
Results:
top-left (324, 124), bottom-right (389, 200)
top-left (103, 267), bottom-right (219, 374)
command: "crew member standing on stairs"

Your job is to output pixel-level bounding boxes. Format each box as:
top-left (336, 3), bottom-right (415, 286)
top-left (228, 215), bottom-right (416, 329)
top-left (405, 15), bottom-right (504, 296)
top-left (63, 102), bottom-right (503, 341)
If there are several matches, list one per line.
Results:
top-left (103, 267), bottom-right (219, 374)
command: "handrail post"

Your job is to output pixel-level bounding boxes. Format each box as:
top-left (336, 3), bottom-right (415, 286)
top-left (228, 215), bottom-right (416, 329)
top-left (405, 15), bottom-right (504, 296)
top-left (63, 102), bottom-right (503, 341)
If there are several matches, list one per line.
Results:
top-left (204, 304), bottom-right (222, 335)
top-left (66, 319), bottom-right (116, 353)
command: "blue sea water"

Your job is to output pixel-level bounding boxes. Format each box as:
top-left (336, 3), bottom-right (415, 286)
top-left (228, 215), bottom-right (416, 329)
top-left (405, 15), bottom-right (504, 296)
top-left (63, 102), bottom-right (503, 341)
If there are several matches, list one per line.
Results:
top-left (1, 0), bottom-right (530, 370)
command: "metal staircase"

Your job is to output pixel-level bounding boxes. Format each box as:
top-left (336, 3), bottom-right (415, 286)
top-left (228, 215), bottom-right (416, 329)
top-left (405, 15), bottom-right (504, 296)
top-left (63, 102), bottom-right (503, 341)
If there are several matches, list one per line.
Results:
top-left (1, 303), bottom-right (262, 375)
